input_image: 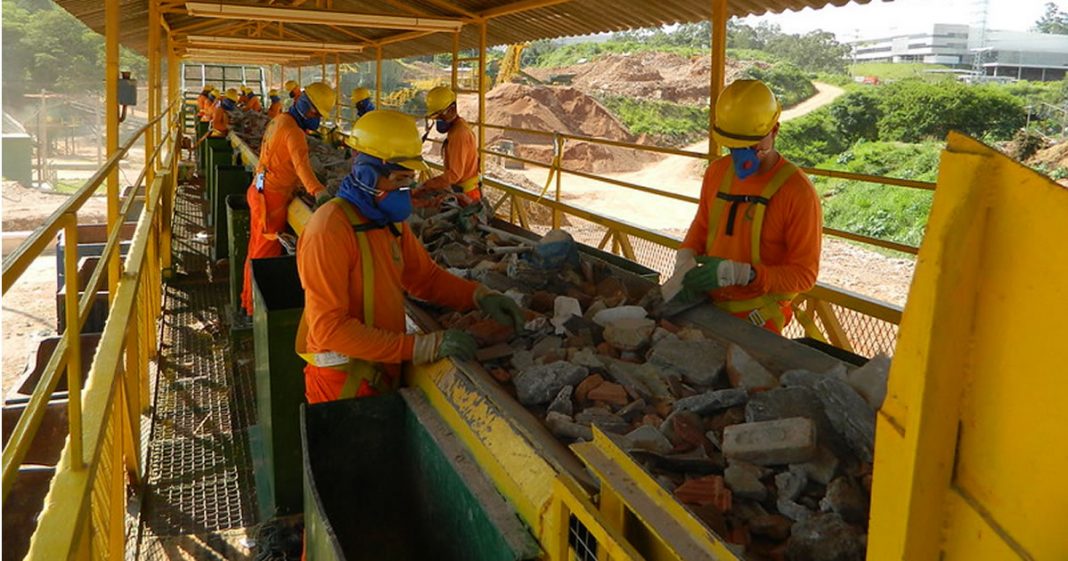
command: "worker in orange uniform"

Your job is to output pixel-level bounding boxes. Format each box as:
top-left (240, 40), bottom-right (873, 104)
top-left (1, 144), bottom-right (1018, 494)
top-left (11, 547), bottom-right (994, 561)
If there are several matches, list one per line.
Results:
top-left (266, 89), bottom-right (283, 118)
top-left (243, 87), bottom-right (263, 113)
top-left (196, 85), bottom-right (216, 121)
top-left (284, 79), bottom-right (301, 108)
top-left (241, 82), bottom-right (337, 316)
top-left (415, 86), bottom-right (482, 204)
top-left (296, 109), bottom-right (525, 403)
top-left (238, 85), bottom-right (251, 106)
top-left (676, 79), bottom-right (822, 334)
top-left (209, 88), bottom-right (240, 137)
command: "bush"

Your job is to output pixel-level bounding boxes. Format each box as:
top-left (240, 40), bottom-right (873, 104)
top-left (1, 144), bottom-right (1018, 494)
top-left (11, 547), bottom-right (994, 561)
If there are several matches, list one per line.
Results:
top-left (877, 80), bottom-right (1027, 143)
top-left (598, 96), bottom-right (709, 146)
top-left (744, 63), bottom-right (816, 108)
top-left (777, 110), bottom-right (848, 167)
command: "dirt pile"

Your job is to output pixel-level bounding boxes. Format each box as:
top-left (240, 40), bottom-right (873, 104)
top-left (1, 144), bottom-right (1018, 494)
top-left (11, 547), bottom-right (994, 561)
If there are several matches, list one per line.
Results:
top-left (455, 83), bottom-right (659, 173)
top-left (1027, 141), bottom-right (1068, 179)
top-left (527, 53), bottom-right (760, 104)
top-left (2, 180), bottom-right (108, 231)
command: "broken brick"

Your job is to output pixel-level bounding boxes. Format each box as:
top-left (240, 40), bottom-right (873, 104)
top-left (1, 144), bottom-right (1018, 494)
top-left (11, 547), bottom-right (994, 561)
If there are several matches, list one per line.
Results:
top-left (467, 318), bottom-right (515, 346)
top-left (674, 475), bottom-right (732, 513)
top-left (749, 514), bottom-right (793, 541)
top-left (529, 290), bottom-right (556, 313)
top-left (595, 341), bottom-right (620, 358)
top-left (641, 414), bottom-right (663, 427)
top-left (574, 374), bottom-right (605, 402)
top-left (659, 318), bottom-right (681, 333)
top-left (490, 368), bottom-right (513, 383)
top-left (586, 382), bottom-right (629, 406)
top-left (672, 411), bottom-right (713, 451)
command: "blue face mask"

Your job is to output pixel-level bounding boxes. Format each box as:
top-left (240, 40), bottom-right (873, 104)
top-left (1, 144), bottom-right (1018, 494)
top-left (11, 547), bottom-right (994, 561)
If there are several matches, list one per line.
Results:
top-left (337, 155), bottom-right (415, 225)
top-left (376, 188), bottom-right (413, 222)
top-left (435, 118), bottom-right (452, 134)
top-left (270, 95), bottom-right (281, 104)
top-left (730, 147), bottom-right (761, 180)
top-left (356, 98), bottom-right (375, 116)
top-left (289, 94), bottom-right (321, 131)
top-left (220, 98), bottom-right (236, 111)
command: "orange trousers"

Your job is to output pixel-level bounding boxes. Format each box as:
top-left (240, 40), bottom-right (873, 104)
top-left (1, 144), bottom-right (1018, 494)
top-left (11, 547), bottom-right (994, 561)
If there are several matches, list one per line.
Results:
top-left (241, 186), bottom-right (291, 316)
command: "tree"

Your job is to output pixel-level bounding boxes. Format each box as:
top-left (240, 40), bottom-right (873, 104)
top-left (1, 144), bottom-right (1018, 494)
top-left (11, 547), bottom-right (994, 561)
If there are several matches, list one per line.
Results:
top-left (1034, 2), bottom-right (1068, 34)
top-left (727, 22), bottom-right (850, 74)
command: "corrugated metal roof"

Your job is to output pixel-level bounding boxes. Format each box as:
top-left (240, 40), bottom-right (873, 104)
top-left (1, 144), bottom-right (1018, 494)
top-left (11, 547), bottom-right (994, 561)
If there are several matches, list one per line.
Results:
top-left (54, 0), bottom-right (881, 62)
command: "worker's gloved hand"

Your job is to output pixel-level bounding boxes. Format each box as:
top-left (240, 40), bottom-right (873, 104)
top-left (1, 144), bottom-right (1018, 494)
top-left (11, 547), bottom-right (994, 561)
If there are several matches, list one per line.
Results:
top-left (476, 290), bottom-right (525, 331)
top-left (682, 256), bottom-right (753, 293)
top-left (314, 192), bottom-right (333, 209)
top-left (413, 329), bottom-right (477, 364)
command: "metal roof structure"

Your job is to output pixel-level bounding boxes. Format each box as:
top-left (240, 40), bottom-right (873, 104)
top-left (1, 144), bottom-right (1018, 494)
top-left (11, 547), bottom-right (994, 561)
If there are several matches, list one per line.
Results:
top-left (55, 0), bottom-right (883, 64)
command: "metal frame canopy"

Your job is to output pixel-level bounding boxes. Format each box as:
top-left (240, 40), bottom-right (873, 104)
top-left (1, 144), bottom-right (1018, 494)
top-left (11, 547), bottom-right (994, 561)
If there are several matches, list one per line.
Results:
top-left (55, 0), bottom-right (883, 63)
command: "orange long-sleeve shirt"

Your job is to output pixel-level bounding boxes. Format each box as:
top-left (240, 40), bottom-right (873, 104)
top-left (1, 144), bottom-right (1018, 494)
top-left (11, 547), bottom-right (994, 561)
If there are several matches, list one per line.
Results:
top-left (245, 96), bottom-right (262, 113)
top-left (197, 93), bottom-right (212, 121)
top-left (422, 117), bottom-right (479, 191)
top-left (297, 202), bottom-right (480, 363)
top-left (681, 155), bottom-right (822, 303)
top-left (257, 113), bottom-right (326, 196)
top-left (210, 103), bottom-right (229, 136)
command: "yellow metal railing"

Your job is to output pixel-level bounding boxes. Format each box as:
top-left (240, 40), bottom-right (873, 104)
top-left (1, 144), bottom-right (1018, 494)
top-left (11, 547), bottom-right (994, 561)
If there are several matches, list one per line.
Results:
top-left (1, 97), bottom-right (182, 560)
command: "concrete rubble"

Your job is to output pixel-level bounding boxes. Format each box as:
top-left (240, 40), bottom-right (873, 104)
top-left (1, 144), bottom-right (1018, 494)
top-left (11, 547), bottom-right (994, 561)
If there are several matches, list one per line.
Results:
top-left (251, 127), bottom-right (887, 559)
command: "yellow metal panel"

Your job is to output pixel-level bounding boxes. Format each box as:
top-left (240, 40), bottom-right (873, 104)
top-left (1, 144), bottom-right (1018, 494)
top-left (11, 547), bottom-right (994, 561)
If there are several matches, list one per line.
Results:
top-left (868, 133), bottom-right (1068, 560)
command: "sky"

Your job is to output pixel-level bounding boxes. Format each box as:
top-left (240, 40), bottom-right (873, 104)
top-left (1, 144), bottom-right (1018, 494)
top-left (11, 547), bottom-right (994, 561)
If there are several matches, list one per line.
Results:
top-left (741, 0), bottom-right (1056, 40)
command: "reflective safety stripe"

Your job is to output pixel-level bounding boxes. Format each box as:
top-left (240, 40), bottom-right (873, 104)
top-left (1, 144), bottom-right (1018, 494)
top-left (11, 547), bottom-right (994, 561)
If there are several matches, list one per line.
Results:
top-left (295, 198), bottom-right (403, 397)
top-left (457, 175), bottom-right (481, 194)
top-left (705, 160), bottom-right (801, 331)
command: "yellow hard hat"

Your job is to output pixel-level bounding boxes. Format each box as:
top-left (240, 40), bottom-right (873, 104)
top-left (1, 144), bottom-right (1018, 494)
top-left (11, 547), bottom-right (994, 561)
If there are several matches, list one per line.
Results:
top-left (303, 82), bottom-right (337, 115)
top-left (345, 110), bottom-right (429, 171)
top-left (425, 86), bottom-right (456, 117)
top-left (268, 89), bottom-right (279, 97)
top-left (203, 84), bottom-right (215, 93)
top-left (224, 88), bottom-right (240, 102)
top-left (240, 85), bottom-right (252, 94)
top-left (351, 87), bottom-right (371, 104)
top-left (712, 79), bottom-right (781, 149)
top-left (284, 80), bottom-right (300, 92)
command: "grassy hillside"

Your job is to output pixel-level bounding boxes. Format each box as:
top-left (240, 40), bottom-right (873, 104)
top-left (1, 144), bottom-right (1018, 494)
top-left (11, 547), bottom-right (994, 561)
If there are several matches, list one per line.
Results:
top-left (849, 62), bottom-right (954, 81)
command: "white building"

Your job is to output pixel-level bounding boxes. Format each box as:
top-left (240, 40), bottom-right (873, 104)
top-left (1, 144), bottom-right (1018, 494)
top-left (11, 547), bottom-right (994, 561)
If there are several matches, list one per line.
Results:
top-left (850, 24), bottom-right (1068, 81)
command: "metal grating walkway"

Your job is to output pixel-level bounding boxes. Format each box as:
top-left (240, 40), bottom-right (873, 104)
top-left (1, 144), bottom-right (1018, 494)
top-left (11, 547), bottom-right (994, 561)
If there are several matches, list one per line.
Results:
top-left (135, 180), bottom-right (260, 561)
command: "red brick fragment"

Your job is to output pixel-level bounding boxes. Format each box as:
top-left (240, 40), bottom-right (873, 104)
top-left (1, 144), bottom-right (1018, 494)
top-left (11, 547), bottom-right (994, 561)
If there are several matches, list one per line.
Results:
top-left (595, 342), bottom-right (620, 358)
top-left (674, 475), bottom-right (732, 513)
top-left (574, 374), bottom-right (605, 402)
top-left (466, 319), bottom-right (514, 346)
top-left (586, 382), bottom-right (629, 406)
top-left (490, 368), bottom-right (513, 383)
top-left (640, 414), bottom-right (663, 427)
top-left (658, 319), bottom-right (681, 333)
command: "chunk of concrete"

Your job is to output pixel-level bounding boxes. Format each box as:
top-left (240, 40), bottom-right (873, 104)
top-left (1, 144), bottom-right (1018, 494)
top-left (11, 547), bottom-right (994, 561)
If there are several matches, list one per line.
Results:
top-left (845, 354), bottom-right (890, 409)
top-left (626, 424), bottom-right (673, 454)
top-left (530, 335), bottom-right (563, 360)
top-left (574, 407), bottom-right (630, 434)
top-left (592, 305), bottom-right (647, 326)
top-left (722, 417), bottom-right (817, 466)
top-left (546, 411), bottom-right (593, 441)
top-left (647, 338), bottom-right (729, 386)
top-left (551, 296), bottom-right (583, 335)
top-left (780, 363), bottom-right (847, 389)
top-left (791, 446), bottom-right (840, 485)
top-left (513, 361), bottom-right (589, 405)
top-left (777, 497), bottom-right (814, 522)
top-left (510, 350), bottom-right (534, 371)
top-left (726, 344), bottom-right (779, 391)
top-left (603, 318), bottom-right (656, 351)
top-left (569, 347), bottom-right (604, 370)
top-left (725, 461), bottom-right (768, 501)
top-left (814, 377), bottom-right (876, 462)
top-left (675, 388), bottom-right (749, 416)
top-left (819, 477), bottom-right (869, 525)
top-left (786, 513), bottom-right (866, 561)
top-left (602, 358), bottom-right (672, 401)
top-left (775, 466), bottom-right (808, 501)
top-left (547, 385), bottom-right (574, 416)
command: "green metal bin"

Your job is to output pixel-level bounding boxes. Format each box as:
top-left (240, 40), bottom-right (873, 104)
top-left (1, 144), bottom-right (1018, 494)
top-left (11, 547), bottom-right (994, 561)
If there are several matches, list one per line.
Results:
top-left (227, 194), bottom-right (250, 322)
top-left (212, 166), bottom-right (251, 260)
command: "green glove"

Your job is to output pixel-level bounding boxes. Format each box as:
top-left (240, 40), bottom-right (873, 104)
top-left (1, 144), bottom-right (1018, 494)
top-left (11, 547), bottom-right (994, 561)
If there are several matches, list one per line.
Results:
top-left (314, 192), bottom-right (333, 209)
top-left (436, 329), bottom-right (477, 361)
top-left (682, 255), bottom-right (753, 293)
top-left (477, 293), bottom-right (525, 331)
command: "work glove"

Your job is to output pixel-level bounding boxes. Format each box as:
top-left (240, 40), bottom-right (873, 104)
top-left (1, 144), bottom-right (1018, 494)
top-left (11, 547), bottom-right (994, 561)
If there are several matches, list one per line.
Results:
top-left (682, 256), bottom-right (753, 293)
top-left (475, 288), bottom-right (526, 331)
top-left (412, 329), bottom-right (477, 364)
top-left (314, 192), bottom-right (333, 209)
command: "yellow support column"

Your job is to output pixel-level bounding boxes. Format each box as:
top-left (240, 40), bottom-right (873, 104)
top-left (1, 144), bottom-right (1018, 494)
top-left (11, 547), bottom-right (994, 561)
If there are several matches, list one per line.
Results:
top-left (375, 46), bottom-right (382, 106)
top-left (147, 0), bottom-right (159, 191)
top-left (106, 0), bottom-right (120, 300)
top-left (708, 0), bottom-right (727, 158)
top-left (334, 53), bottom-right (341, 122)
top-left (478, 21), bottom-right (487, 177)
top-left (451, 31), bottom-right (460, 90)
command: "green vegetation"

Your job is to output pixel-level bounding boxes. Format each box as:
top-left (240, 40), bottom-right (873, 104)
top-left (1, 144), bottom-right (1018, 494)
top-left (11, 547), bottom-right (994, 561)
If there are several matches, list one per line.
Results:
top-left (598, 96), bottom-right (709, 145)
top-left (727, 22), bottom-right (852, 75)
top-left (744, 63), bottom-right (816, 108)
top-left (848, 63), bottom-right (954, 82)
top-left (1034, 2), bottom-right (1068, 34)
top-left (527, 40), bottom-right (704, 69)
top-left (813, 142), bottom-right (941, 248)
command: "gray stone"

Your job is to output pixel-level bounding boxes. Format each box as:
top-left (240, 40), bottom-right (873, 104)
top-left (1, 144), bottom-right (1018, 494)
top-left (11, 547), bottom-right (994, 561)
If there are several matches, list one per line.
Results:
top-left (510, 350), bottom-right (534, 371)
top-left (603, 317), bottom-right (656, 351)
top-left (675, 388), bottom-right (749, 416)
top-left (814, 376), bottom-right (876, 462)
top-left (570, 347), bottom-right (604, 370)
top-left (626, 425), bottom-right (674, 454)
top-left (845, 354), bottom-right (890, 409)
top-left (602, 358), bottom-right (672, 401)
top-left (722, 417), bottom-right (818, 466)
top-left (547, 385), bottom-right (574, 417)
top-left (775, 466), bottom-right (808, 501)
top-left (513, 362), bottom-right (589, 405)
top-left (650, 327), bottom-right (678, 346)
top-left (545, 412), bottom-right (593, 441)
top-left (705, 430), bottom-right (721, 451)
top-left (531, 335), bottom-right (563, 360)
top-left (563, 315), bottom-right (605, 344)
top-left (724, 461), bottom-right (768, 500)
top-left (777, 497), bottom-right (814, 522)
top-left (786, 513), bottom-right (866, 561)
top-left (791, 446), bottom-right (840, 485)
top-left (819, 477), bottom-right (869, 525)
top-left (575, 407), bottom-right (630, 434)
top-left (647, 338), bottom-right (729, 386)
top-left (781, 363), bottom-right (847, 389)
top-left (726, 344), bottom-right (779, 391)
top-left (616, 398), bottom-right (646, 422)
top-left (746, 387), bottom-right (824, 423)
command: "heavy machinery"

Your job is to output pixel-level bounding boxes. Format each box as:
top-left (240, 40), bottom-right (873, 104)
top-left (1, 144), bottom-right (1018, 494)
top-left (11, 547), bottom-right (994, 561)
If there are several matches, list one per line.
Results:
top-left (2, 1), bottom-right (1066, 561)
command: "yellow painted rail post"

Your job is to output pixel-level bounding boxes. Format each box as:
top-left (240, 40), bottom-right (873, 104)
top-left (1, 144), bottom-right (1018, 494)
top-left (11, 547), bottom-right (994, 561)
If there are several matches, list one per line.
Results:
top-left (868, 133), bottom-right (1068, 560)
top-left (708, 0), bottom-right (727, 158)
top-left (62, 214), bottom-right (84, 470)
top-left (478, 21), bottom-right (487, 178)
top-left (375, 46), bottom-right (382, 106)
top-left (106, 0), bottom-right (120, 301)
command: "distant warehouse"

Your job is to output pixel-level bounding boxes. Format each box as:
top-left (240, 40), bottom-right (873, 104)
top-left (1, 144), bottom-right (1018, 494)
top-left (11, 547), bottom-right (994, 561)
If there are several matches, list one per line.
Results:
top-left (850, 23), bottom-right (1068, 81)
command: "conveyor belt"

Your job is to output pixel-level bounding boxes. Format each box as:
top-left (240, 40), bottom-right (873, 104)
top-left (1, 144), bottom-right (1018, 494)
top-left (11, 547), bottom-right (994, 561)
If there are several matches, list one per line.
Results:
top-left (135, 182), bottom-right (259, 561)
